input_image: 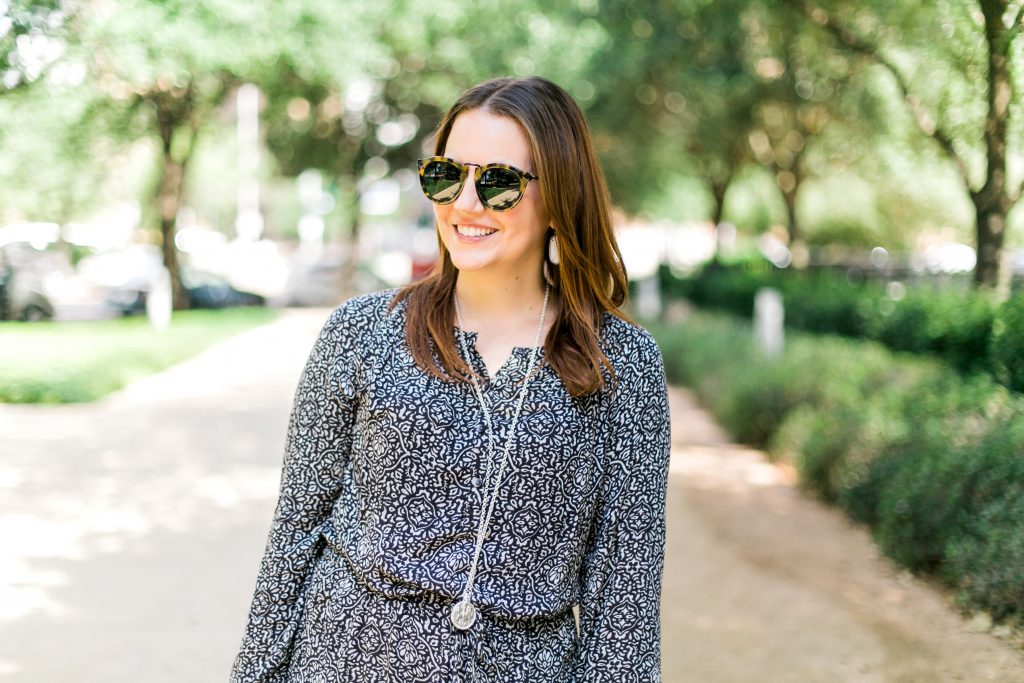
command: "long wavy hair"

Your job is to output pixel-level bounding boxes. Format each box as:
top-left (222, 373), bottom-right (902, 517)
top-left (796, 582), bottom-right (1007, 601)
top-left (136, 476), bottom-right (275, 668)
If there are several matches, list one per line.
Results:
top-left (391, 76), bottom-right (630, 397)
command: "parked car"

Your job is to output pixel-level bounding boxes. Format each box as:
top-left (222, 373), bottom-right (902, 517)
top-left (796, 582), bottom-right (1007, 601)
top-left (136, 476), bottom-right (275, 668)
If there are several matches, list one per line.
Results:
top-left (184, 268), bottom-right (265, 309)
top-left (105, 265), bottom-right (265, 315)
top-left (0, 243), bottom-right (56, 321)
top-left (283, 260), bottom-right (347, 307)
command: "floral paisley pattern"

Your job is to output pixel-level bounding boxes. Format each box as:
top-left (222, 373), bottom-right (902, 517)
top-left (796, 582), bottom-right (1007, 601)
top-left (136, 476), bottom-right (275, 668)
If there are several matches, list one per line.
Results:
top-left (230, 289), bottom-right (671, 682)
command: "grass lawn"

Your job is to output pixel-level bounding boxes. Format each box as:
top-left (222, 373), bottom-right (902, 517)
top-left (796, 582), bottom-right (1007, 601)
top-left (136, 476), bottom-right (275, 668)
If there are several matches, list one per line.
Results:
top-left (0, 307), bottom-right (280, 403)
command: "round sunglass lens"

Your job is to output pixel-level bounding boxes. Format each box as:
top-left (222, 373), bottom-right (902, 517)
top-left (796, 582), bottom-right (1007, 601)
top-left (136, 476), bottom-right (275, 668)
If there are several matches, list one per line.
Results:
top-left (477, 167), bottom-right (523, 210)
top-left (421, 161), bottom-right (463, 203)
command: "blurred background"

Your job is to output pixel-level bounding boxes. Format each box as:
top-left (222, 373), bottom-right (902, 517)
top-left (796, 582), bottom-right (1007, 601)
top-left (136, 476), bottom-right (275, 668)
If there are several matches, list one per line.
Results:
top-left (2, 0), bottom-right (1024, 680)
top-left (1, 0), bottom-right (1022, 326)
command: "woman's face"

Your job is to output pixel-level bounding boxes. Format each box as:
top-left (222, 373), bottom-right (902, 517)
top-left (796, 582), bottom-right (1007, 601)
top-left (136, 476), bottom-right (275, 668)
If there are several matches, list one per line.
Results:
top-left (435, 108), bottom-right (550, 282)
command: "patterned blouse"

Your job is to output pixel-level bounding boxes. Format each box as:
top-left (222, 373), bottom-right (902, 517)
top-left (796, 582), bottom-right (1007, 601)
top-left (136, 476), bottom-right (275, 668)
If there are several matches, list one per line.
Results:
top-left (231, 289), bottom-right (671, 681)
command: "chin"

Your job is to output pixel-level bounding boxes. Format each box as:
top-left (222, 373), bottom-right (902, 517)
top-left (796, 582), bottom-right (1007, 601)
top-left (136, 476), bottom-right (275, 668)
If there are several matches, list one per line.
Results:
top-left (442, 242), bottom-right (494, 272)
top-left (448, 254), bottom-right (493, 273)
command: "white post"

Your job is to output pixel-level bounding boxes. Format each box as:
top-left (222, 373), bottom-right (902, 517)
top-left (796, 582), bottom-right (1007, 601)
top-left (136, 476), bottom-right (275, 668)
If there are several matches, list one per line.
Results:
top-left (754, 287), bottom-right (784, 357)
top-left (147, 266), bottom-right (172, 331)
top-left (297, 169), bottom-right (325, 260)
top-left (636, 274), bottom-right (661, 320)
top-left (235, 83), bottom-right (263, 241)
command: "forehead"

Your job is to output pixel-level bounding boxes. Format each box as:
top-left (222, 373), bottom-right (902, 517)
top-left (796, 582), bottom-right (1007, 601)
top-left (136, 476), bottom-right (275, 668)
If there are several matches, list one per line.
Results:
top-left (443, 109), bottom-right (534, 170)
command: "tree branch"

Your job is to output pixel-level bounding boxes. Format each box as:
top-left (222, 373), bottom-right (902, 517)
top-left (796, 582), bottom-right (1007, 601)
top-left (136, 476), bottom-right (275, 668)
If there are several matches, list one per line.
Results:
top-left (1010, 4), bottom-right (1024, 36)
top-left (783, 0), bottom-right (977, 191)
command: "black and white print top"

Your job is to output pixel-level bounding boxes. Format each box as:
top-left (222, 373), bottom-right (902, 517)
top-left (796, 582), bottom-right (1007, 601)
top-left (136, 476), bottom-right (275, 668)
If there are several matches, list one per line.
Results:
top-left (232, 288), bottom-right (671, 681)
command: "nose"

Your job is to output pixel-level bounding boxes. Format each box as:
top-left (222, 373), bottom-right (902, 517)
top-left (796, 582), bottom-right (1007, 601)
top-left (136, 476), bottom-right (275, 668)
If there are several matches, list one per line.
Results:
top-left (452, 166), bottom-right (484, 212)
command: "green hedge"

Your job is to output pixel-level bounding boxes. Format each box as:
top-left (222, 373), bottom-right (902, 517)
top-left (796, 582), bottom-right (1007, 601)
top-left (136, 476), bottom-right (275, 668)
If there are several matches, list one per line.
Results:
top-left (661, 261), bottom-right (1018, 383)
top-left (992, 294), bottom-right (1024, 392)
top-left (650, 310), bottom-right (1024, 625)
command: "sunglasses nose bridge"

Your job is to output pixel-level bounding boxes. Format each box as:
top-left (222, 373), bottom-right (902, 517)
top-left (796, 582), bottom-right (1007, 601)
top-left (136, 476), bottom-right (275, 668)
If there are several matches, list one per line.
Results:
top-left (451, 162), bottom-right (486, 211)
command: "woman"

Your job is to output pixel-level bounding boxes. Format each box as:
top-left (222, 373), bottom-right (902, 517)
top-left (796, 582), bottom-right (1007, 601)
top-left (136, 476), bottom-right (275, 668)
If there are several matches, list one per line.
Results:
top-left (231, 76), bottom-right (670, 682)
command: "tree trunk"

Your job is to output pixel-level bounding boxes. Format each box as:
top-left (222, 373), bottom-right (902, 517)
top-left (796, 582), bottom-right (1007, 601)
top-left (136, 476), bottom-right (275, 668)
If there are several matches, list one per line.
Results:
top-left (974, 202), bottom-right (1007, 287)
top-left (709, 180), bottom-right (730, 263)
top-left (340, 186), bottom-right (363, 300)
top-left (156, 120), bottom-right (189, 310)
top-left (777, 165), bottom-right (802, 245)
top-left (711, 180), bottom-right (728, 229)
top-left (155, 119), bottom-right (192, 309)
top-left (784, 0), bottom-right (1021, 289)
top-left (782, 187), bottom-right (799, 244)
top-left (149, 84), bottom-right (198, 311)
top-left (973, 0), bottom-right (1014, 288)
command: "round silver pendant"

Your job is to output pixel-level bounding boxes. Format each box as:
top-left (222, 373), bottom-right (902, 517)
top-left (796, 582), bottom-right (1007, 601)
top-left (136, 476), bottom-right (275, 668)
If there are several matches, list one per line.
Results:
top-left (450, 598), bottom-right (477, 630)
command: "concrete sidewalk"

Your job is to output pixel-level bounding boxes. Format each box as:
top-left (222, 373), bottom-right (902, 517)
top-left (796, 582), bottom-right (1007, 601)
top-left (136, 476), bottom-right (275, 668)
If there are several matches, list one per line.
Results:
top-left (0, 307), bottom-right (1021, 682)
top-left (0, 308), bottom-right (332, 682)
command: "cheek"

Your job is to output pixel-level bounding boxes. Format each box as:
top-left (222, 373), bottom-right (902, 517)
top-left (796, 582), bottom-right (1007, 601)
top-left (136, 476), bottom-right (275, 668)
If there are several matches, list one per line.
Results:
top-left (523, 204), bottom-right (550, 243)
top-left (434, 207), bottom-right (456, 242)
top-left (528, 199), bottom-right (550, 236)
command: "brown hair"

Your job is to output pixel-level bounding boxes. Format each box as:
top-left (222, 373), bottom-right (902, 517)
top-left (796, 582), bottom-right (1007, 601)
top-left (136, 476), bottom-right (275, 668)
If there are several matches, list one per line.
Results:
top-left (391, 76), bottom-right (631, 397)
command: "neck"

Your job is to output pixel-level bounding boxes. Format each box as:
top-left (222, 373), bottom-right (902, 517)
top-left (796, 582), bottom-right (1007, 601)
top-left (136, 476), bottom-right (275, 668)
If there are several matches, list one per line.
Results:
top-left (454, 268), bottom-right (549, 325)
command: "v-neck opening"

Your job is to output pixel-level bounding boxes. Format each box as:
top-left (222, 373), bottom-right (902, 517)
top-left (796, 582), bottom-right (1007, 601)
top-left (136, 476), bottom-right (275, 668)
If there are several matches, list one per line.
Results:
top-left (453, 326), bottom-right (545, 382)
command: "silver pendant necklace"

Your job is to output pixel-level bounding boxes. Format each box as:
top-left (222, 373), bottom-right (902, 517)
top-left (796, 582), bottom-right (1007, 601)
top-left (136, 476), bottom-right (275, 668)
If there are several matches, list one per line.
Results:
top-left (450, 283), bottom-right (550, 631)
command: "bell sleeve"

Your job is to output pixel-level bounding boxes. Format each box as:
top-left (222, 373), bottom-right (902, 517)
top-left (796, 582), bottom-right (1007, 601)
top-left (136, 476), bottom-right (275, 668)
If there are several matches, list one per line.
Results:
top-left (573, 331), bottom-right (671, 681)
top-left (230, 301), bottom-right (363, 682)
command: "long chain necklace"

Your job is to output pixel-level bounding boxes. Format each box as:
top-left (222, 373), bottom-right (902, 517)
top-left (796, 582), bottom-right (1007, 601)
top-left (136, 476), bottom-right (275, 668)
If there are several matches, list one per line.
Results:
top-left (450, 283), bottom-right (550, 631)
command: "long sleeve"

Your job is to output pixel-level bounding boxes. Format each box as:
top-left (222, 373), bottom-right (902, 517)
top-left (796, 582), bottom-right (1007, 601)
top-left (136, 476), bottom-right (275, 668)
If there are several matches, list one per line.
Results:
top-left (231, 302), bottom-right (362, 683)
top-left (573, 332), bottom-right (671, 681)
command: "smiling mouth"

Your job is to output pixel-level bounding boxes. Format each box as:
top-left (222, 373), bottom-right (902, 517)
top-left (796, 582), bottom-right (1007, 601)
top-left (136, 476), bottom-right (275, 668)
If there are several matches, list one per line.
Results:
top-left (455, 225), bottom-right (498, 237)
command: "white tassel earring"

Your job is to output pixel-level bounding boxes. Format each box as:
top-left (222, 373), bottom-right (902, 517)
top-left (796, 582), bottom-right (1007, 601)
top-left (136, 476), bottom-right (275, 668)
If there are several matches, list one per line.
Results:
top-left (548, 232), bottom-right (560, 265)
top-left (543, 261), bottom-right (555, 287)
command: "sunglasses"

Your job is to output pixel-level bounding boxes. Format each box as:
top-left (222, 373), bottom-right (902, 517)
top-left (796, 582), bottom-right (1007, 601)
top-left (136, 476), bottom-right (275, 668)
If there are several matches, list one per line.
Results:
top-left (417, 156), bottom-right (539, 211)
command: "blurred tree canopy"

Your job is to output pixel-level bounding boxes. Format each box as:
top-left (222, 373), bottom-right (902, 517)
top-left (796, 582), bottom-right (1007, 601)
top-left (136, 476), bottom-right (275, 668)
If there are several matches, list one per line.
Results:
top-left (0, 0), bottom-right (64, 93)
top-left (782, 0), bottom-right (1024, 287)
top-left (1, 0), bottom-right (1022, 293)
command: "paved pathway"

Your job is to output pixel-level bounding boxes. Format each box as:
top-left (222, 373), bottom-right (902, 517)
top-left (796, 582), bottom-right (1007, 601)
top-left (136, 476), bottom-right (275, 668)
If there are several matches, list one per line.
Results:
top-left (0, 308), bottom-right (1022, 681)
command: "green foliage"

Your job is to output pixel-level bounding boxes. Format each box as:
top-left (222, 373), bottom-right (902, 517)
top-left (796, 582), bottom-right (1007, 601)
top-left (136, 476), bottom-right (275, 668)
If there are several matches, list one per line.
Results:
top-left (770, 345), bottom-right (925, 505)
top-left (788, 0), bottom-right (1024, 285)
top-left (0, 307), bottom-right (278, 403)
top-left (798, 172), bottom-right (890, 246)
top-left (649, 309), bottom-right (1024, 623)
top-left (665, 261), bottom-right (1008, 380)
top-left (715, 347), bottom-right (826, 446)
top-left (946, 479), bottom-right (1024, 621)
top-left (804, 218), bottom-right (880, 248)
top-left (781, 272), bottom-right (877, 337)
top-left (721, 166), bottom-right (788, 234)
top-left (872, 407), bottom-right (1024, 622)
top-left (0, 0), bottom-right (65, 95)
top-left (866, 373), bottom-right (1017, 563)
top-left (684, 263), bottom-right (769, 317)
top-left (868, 287), bottom-right (996, 372)
top-left (0, 84), bottom-right (114, 222)
top-left (991, 294), bottom-right (1024, 392)
top-left (3, 0), bottom-right (1024, 281)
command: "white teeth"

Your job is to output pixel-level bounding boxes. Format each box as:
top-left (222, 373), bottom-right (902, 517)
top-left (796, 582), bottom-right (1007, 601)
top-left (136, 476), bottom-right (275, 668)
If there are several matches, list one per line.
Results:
top-left (456, 225), bottom-right (498, 238)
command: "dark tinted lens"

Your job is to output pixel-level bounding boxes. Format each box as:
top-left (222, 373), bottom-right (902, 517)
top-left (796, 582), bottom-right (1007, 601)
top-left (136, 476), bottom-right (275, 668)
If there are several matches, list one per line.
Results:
top-left (421, 160), bottom-right (464, 203)
top-left (477, 167), bottom-right (523, 210)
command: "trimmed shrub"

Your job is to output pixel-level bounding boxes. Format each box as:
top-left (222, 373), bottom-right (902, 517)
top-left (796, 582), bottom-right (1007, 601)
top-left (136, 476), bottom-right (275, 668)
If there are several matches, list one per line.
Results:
top-left (686, 262), bottom-right (772, 317)
top-left (991, 294), bottom-right (1024, 392)
top-left (946, 493), bottom-right (1024, 621)
top-left (649, 309), bottom-right (1024, 624)
top-left (781, 274), bottom-right (877, 338)
top-left (943, 416), bottom-right (1024, 620)
top-left (867, 288), bottom-right (995, 372)
top-left (662, 261), bottom-right (1009, 389)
